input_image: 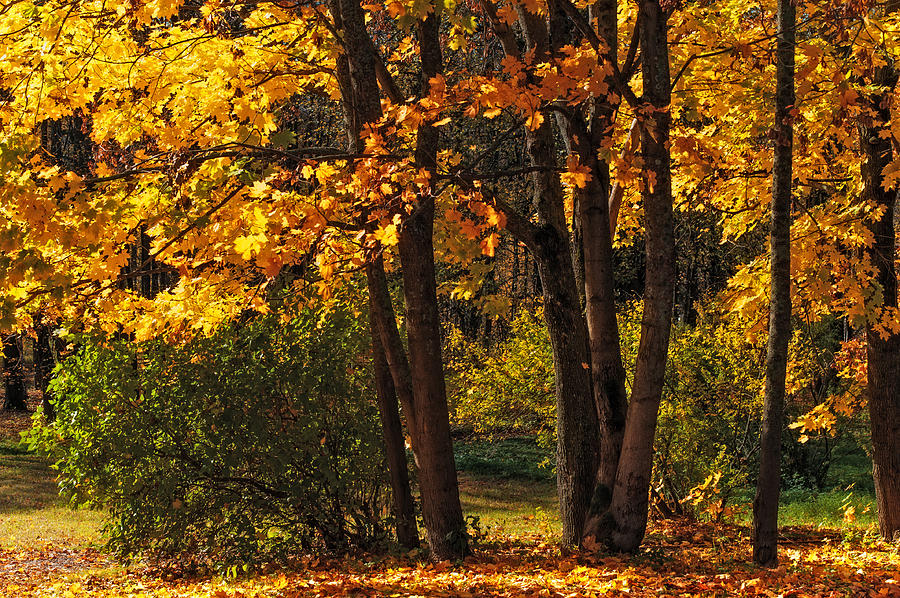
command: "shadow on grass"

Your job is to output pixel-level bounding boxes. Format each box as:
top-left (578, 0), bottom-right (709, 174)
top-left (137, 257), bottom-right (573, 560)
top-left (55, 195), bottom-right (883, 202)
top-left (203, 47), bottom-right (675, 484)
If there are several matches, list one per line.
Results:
top-left (0, 447), bottom-right (61, 514)
top-left (0, 413), bottom-right (103, 549)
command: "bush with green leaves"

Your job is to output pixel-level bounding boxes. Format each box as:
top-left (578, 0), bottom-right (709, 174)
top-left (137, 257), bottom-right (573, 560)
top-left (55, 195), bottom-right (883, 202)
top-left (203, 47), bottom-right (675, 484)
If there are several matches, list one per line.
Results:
top-left (644, 307), bottom-right (764, 520)
top-left (447, 310), bottom-right (556, 447)
top-left (28, 303), bottom-right (390, 570)
top-left (449, 301), bottom-right (848, 521)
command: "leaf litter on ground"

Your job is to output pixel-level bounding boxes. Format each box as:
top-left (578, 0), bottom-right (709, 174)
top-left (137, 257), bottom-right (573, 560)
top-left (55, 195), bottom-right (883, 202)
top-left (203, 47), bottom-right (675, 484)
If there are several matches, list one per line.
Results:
top-left (0, 520), bottom-right (897, 597)
top-left (2, 406), bottom-right (898, 597)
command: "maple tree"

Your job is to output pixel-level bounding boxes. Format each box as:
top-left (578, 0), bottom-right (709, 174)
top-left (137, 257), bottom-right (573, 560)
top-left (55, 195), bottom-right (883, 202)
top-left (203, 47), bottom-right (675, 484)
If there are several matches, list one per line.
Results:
top-left (752, 0), bottom-right (795, 566)
top-left (858, 0), bottom-right (900, 542)
top-left (0, 0), bottom-right (898, 564)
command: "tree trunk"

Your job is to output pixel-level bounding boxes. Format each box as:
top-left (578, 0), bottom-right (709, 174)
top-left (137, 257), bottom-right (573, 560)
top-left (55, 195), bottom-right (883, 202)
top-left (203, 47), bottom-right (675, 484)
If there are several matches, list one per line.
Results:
top-left (532, 226), bottom-right (601, 545)
top-left (369, 311), bottom-right (419, 549)
top-left (860, 53), bottom-right (900, 541)
top-left (600, 0), bottom-right (675, 552)
top-left (752, 0), bottom-right (794, 566)
top-left (398, 8), bottom-right (467, 560)
top-left (34, 317), bottom-right (57, 422)
top-left (2, 333), bottom-right (28, 412)
top-left (367, 259), bottom-right (419, 436)
top-left (578, 161), bottom-right (628, 534)
top-left (479, 0), bottom-right (601, 544)
top-left (397, 204), bottom-right (467, 559)
top-left (549, 0), bottom-right (630, 541)
top-left (526, 118), bottom-right (599, 547)
top-left (584, 0), bottom-right (628, 510)
top-left (332, 0), bottom-right (422, 550)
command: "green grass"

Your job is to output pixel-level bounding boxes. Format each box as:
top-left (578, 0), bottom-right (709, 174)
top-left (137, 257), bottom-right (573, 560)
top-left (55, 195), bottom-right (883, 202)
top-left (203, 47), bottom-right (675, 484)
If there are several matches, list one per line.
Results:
top-left (778, 487), bottom-right (879, 531)
top-left (454, 435), bottom-right (881, 538)
top-left (0, 439), bottom-right (103, 549)
top-left (454, 435), bottom-right (554, 481)
top-left (458, 475), bottom-right (560, 539)
top-left (454, 436), bottom-right (559, 538)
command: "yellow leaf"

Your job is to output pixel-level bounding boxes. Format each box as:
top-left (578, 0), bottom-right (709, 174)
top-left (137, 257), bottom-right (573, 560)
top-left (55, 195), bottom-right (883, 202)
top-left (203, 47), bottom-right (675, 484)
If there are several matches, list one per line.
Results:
top-left (374, 223), bottom-right (399, 246)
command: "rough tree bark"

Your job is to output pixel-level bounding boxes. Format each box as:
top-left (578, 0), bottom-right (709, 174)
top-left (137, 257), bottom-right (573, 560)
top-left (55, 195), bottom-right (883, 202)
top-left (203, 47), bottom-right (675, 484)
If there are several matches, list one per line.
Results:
top-left (331, 0), bottom-right (420, 550)
top-left (495, 2), bottom-right (601, 545)
top-left (2, 333), bottom-right (28, 412)
top-left (860, 29), bottom-right (900, 540)
top-left (334, 0), bottom-right (466, 557)
top-left (752, 0), bottom-right (795, 566)
top-left (596, 0), bottom-right (675, 552)
top-left (391, 9), bottom-right (468, 559)
top-left (532, 225), bottom-right (601, 545)
top-left (547, 0), bottom-right (631, 537)
top-left (369, 311), bottom-right (420, 549)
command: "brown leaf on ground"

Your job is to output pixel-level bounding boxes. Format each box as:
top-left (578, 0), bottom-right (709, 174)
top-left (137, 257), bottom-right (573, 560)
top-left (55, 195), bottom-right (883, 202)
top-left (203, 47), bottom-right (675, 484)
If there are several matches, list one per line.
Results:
top-left (0, 520), bottom-right (896, 597)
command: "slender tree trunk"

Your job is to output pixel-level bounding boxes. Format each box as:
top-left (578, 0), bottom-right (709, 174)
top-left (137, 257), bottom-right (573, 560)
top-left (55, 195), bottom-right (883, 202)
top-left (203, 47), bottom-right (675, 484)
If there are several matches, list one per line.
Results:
top-left (600, 0), bottom-right (675, 552)
top-left (860, 52), bottom-right (900, 541)
top-left (526, 8), bottom-right (602, 544)
top-left (579, 160), bottom-right (628, 534)
top-left (480, 0), bottom-right (600, 544)
top-left (548, 0), bottom-right (630, 541)
top-left (331, 0), bottom-right (421, 550)
top-left (140, 226), bottom-right (152, 298)
top-left (397, 203), bottom-right (467, 559)
top-left (367, 259), bottom-right (419, 436)
top-left (585, 0), bottom-right (628, 508)
top-left (369, 311), bottom-right (419, 548)
top-left (527, 121), bottom-right (599, 546)
top-left (34, 317), bottom-right (56, 422)
top-left (388, 11), bottom-right (468, 560)
top-left (866, 234), bottom-right (900, 542)
top-left (2, 333), bottom-right (28, 412)
top-left (752, 0), bottom-right (794, 566)
top-left (366, 254), bottom-right (448, 549)
top-left (532, 227), bottom-right (601, 545)
top-left (336, 1), bottom-right (467, 558)
top-left (506, 126), bottom-right (601, 545)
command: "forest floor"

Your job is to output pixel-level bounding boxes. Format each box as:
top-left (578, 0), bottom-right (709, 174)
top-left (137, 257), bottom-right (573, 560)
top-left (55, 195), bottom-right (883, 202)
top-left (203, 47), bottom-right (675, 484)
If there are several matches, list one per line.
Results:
top-left (1, 409), bottom-right (899, 597)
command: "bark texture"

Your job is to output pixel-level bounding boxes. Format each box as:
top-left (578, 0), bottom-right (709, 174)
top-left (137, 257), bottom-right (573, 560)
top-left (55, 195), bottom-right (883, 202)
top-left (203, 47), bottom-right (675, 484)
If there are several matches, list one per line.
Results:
top-left (860, 55), bottom-right (900, 542)
top-left (2, 333), bottom-right (28, 412)
top-left (369, 312), bottom-right (419, 549)
top-left (515, 5), bottom-right (601, 545)
top-left (332, 0), bottom-right (421, 550)
top-left (577, 0), bottom-right (629, 535)
top-left (752, 0), bottom-right (795, 566)
top-left (533, 225), bottom-right (600, 545)
top-left (395, 9), bottom-right (468, 559)
top-left (601, 0), bottom-right (675, 552)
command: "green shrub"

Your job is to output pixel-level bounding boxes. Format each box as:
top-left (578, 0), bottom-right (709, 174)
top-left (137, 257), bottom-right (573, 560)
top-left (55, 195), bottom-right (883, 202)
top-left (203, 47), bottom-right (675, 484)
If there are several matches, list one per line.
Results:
top-left (639, 306), bottom-right (764, 519)
top-left (449, 301), bottom-right (846, 522)
top-left (27, 303), bottom-right (390, 570)
top-left (447, 310), bottom-right (556, 447)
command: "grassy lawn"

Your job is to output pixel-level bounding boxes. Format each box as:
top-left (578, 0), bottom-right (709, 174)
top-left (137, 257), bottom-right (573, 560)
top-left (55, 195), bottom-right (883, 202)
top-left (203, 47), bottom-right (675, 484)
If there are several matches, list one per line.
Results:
top-left (0, 441), bottom-right (103, 550)
top-left (459, 476), bottom-right (559, 539)
top-left (454, 436), bottom-right (560, 539)
top-left (778, 487), bottom-right (879, 531)
top-left (453, 435), bottom-right (881, 537)
top-left (0, 401), bottom-right (103, 551)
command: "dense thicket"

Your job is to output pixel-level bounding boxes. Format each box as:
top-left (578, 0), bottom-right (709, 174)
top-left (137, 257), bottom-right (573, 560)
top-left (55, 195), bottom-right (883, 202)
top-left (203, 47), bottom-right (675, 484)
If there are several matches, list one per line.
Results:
top-left (28, 302), bottom-right (393, 570)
